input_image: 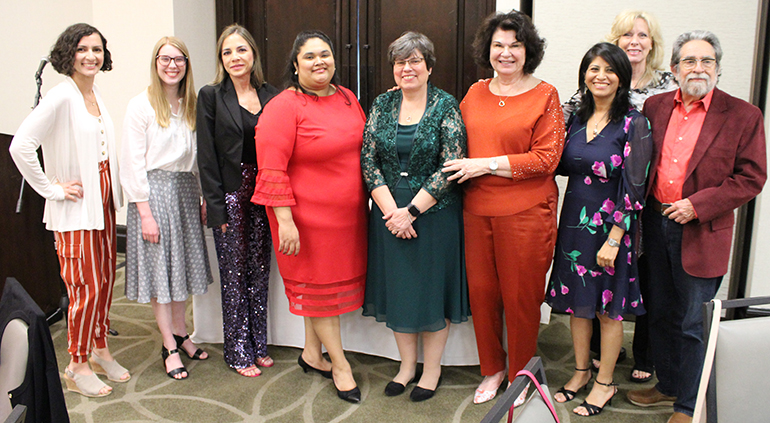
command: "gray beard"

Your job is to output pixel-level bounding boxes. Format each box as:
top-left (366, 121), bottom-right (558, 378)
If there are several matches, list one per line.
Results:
top-left (680, 73), bottom-right (716, 99)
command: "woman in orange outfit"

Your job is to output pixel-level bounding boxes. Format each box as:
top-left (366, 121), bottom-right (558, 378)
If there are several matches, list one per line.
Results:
top-left (443, 10), bottom-right (564, 406)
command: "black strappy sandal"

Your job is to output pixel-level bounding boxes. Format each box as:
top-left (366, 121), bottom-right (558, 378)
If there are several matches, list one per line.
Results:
top-left (174, 334), bottom-right (207, 360)
top-left (555, 367), bottom-right (592, 403)
top-left (574, 379), bottom-right (618, 417)
top-left (161, 345), bottom-right (188, 380)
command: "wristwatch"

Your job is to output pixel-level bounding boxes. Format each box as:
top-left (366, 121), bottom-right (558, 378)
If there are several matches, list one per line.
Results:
top-left (407, 203), bottom-right (421, 218)
top-left (607, 238), bottom-right (620, 248)
top-left (489, 158), bottom-right (499, 175)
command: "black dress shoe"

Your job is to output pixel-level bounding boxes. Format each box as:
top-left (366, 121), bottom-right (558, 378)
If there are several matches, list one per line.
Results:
top-left (298, 355), bottom-right (332, 379)
top-left (336, 386), bottom-right (361, 403)
top-left (384, 371), bottom-right (422, 396)
top-left (410, 377), bottom-right (442, 402)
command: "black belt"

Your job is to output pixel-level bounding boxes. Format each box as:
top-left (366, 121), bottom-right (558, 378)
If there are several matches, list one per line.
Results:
top-left (648, 197), bottom-right (671, 215)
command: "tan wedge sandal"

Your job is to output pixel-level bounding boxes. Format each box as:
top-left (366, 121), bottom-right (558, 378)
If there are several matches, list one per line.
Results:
top-left (90, 354), bottom-right (131, 383)
top-left (63, 367), bottom-right (112, 398)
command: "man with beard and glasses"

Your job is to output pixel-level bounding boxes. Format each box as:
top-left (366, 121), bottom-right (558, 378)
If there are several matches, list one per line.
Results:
top-left (626, 31), bottom-right (766, 423)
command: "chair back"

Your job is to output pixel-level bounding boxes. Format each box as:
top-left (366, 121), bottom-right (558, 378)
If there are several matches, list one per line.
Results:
top-left (481, 357), bottom-right (558, 423)
top-left (0, 319), bottom-right (29, 422)
top-left (698, 296), bottom-right (770, 423)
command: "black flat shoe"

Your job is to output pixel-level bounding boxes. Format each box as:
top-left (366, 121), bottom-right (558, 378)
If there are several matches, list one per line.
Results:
top-left (410, 376), bottom-right (442, 402)
top-left (384, 371), bottom-right (422, 397)
top-left (298, 355), bottom-right (332, 379)
top-left (173, 334), bottom-right (207, 360)
top-left (336, 385), bottom-right (361, 403)
top-left (161, 345), bottom-right (188, 380)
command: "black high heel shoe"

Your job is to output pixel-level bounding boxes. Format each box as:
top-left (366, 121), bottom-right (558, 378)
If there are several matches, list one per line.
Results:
top-left (575, 379), bottom-right (618, 417)
top-left (173, 334), bottom-right (207, 360)
top-left (555, 367), bottom-right (592, 403)
top-left (410, 376), bottom-right (442, 402)
top-left (161, 345), bottom-right (188, 380)
top-left (298, 355), bottom-right (333, 379)
top-left (384, 370), bottom-right (422, 397)
top-left (336, 385), bottom-right (361, 403)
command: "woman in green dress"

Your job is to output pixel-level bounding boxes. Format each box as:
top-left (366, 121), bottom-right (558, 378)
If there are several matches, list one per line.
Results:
top-left (361, 31), bottom-right (469, 402)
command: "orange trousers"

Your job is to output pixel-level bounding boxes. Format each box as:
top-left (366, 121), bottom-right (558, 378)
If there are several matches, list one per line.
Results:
top-left (55, 161), bottom-right (116, 363)
top-left (464, 198), bottom-right (556, 381)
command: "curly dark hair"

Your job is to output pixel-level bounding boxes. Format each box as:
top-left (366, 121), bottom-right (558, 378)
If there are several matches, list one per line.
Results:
top-left (576, 42), bottom-right (632, 124)
top-left (282, 30), bottom-right (350, 104)
top-left (50, 23), bottom-right (112, 76)
top-left (472, 10), bottom-right (545, 75)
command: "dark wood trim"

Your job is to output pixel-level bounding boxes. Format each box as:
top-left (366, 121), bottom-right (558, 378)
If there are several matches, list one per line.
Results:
top-left (728, 0), bottom-right (769, 317)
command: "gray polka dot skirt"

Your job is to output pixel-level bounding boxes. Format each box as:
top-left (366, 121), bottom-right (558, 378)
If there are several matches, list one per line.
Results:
top-left (125, 170), bottom-right (213, 303)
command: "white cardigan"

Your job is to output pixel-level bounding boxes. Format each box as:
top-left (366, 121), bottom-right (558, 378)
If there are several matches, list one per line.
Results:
top-left (9, 77), bottom-right (123, 232)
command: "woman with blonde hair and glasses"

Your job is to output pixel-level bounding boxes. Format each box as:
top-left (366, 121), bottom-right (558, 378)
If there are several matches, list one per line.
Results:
top-left (121, 36), bottom-right (213, 380)
top-left (197, 24), bottom-right (280, 377)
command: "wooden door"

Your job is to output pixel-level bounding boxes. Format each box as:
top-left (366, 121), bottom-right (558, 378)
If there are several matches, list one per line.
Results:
top-left (216, 0), bottom-right (494, 110)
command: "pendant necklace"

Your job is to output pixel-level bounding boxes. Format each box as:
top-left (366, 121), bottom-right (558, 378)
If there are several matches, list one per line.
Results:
top-left (593, 112), bottom-right (609, 136)
top-left (405, 115), bottom-right (412, 122)
top-left (498, 96), bottom-right (510, 107)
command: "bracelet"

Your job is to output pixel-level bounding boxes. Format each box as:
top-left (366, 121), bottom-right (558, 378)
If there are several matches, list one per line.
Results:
top-left (607, 238), bottom-right (620, 248)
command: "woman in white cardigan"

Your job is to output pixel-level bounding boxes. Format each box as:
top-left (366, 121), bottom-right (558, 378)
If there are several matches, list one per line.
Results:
top-left (9, 23), bottom-right (128, 397)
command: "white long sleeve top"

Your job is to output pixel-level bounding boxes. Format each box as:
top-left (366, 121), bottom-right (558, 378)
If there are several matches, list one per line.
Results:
top-left (119, 90), bottom-right (198, 203)
top-left (9, 77), bottom-right (123, 232)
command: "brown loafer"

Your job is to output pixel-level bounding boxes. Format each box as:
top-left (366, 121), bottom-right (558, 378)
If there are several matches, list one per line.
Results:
top-left (667, 411), bottom-right (692, 423)
top-left (627, 386), bottom-right (676, 407)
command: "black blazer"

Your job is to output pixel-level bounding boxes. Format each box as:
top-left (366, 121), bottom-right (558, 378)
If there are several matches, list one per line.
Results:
top-left (196, 75), bottom-right (280, 228)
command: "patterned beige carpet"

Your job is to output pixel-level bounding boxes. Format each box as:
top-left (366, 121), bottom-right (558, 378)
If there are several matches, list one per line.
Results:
top-left (50, 257), bottom-right (670, 422)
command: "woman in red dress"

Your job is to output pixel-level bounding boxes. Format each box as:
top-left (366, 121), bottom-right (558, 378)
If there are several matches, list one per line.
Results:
top-left (251, 30), bottom-right (367, 404)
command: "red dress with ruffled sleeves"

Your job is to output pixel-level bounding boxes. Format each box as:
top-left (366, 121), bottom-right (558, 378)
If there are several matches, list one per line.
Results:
top-left (251, 87), bottom-right (368, 317)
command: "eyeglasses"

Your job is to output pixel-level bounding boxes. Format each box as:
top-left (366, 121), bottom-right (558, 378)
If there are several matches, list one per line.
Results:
top-left (678, 57), bottom-right (717, 70)
top-left (156, 55), bottom-right (187, 67)
top-left (394, 57), bottom-right (424, 68)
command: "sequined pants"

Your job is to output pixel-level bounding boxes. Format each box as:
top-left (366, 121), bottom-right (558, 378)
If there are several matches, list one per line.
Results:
top-left (212, 164), bottom-right (271, 368)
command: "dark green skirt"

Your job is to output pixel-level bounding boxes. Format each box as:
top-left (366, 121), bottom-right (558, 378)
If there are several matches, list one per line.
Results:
top-left (362, 185), bottom-right (469, 333)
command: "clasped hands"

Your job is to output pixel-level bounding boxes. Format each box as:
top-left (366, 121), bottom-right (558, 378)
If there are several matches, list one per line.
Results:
top-left (383, 207), bottom-right (417, 239)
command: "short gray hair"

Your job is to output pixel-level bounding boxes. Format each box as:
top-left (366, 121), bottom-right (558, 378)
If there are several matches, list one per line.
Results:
top-left (388, 31), bottom-right (436, 69)
top-left (670, 30), bottom-right (722, 68)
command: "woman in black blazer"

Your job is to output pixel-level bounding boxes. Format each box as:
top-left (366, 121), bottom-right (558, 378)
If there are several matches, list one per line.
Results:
top-left (197, 24), bottom-right (280, 377)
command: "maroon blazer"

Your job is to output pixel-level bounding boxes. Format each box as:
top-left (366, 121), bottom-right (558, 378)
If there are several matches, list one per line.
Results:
top-left (643, 88), bottom-right (767, 278)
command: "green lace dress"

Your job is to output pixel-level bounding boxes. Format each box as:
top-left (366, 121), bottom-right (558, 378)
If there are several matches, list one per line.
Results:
top-left (361, 84), bottom-right (470, 333)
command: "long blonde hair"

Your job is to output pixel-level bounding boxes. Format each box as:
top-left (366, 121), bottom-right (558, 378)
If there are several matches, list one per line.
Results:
top-left (212, 24), bottom-right (265, 88)
top-left (148, 36), bottom-right (196, 130)
top-left (606, 11), bottom-right (665, 86)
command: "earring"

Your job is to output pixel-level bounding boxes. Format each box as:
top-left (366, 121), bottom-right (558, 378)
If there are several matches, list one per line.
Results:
top-left (294, 70), bottom-right (298, 75)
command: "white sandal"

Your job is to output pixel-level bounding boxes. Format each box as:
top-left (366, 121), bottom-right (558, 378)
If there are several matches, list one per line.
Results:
top-left (90, 354), bottom-right (131, 383)
top-left (63, 367), bottom-right (112, 397)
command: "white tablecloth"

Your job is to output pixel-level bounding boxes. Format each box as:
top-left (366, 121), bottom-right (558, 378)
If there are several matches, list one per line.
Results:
top-left (191, 228), bottom-right (551, 365)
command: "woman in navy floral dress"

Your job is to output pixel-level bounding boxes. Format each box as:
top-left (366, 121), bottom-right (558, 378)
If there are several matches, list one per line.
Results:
top-left (547, 42), bottom-right (652, 417)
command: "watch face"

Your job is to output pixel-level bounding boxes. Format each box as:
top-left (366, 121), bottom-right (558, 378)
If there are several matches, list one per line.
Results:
top-left (490, 159), bottom-right (498, 171)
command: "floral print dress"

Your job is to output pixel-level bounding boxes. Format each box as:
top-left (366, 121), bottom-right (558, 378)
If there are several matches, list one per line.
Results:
top-left (547, 109), bottom-right (652, 320)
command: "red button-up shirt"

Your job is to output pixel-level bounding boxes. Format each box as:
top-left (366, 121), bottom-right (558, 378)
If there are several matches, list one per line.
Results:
top-left (652, 89), bottom-right (714, 205)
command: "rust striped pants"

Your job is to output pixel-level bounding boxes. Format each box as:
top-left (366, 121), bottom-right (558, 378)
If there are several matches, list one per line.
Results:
top-left (54, 161), bottom-right (116, 363)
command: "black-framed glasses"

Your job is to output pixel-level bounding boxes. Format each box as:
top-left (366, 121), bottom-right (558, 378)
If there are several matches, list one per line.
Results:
top-left (394, 57), bottom-right (424, 68)
top-left (678, 57), bottom-right (717, 70)
top-left (156, 55), bottom-right (187, 67)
